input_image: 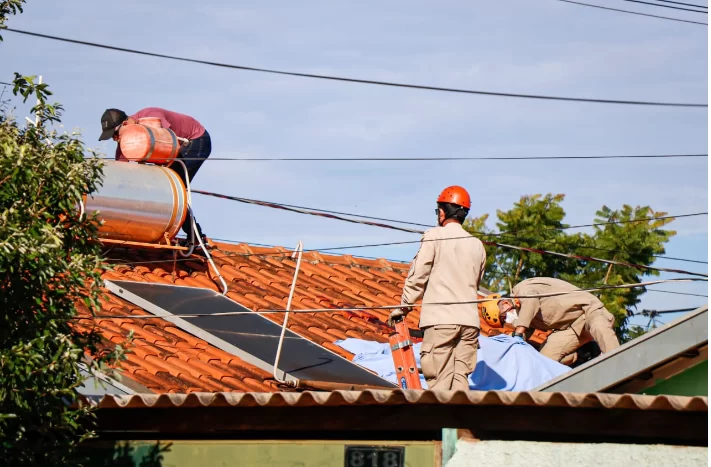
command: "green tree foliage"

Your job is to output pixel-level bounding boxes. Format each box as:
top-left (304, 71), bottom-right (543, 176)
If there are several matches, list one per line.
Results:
top-left (0, 68), bottom-right (124, 464)
top-left (0, 0), bottom-right (24, 40)
top-left (464, 193), bottom-right (677, 341)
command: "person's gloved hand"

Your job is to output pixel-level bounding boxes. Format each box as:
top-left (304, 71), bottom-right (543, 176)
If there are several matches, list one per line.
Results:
top-left (388, 307), bottom-right (412, 327)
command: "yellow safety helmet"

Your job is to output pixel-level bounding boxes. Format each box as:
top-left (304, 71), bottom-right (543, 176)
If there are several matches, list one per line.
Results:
top-left (481, 293), bottom-right (504, 329)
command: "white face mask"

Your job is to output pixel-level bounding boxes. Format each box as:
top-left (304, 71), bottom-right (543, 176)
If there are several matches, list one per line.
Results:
top-left (505, 309), bottom-right (518, 324)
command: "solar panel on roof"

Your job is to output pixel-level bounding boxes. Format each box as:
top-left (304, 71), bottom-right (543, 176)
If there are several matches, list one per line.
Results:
top-left (105, 280), bottom-right (396, 388)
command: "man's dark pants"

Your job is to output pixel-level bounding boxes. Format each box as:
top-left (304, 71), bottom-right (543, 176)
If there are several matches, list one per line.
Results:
top-left (168, 130), bottom-right (211, 238)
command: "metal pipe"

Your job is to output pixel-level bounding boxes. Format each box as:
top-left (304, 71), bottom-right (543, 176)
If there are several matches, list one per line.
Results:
top-left (273, 240), bottom-right (304, 384)
top-left (173, 159), bottom-right (228, 295)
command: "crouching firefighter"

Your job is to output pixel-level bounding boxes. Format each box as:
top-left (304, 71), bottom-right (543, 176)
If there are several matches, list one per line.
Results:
top-left (486, 277), bottom-right (621, 365)
top-left (389, 186), bottom-right (487, 391)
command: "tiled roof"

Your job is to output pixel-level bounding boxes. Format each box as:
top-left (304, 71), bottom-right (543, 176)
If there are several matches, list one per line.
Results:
top-left (79, 241), bottom-right (546, 394)
top-left (97, 390), bottom-right (708, 412)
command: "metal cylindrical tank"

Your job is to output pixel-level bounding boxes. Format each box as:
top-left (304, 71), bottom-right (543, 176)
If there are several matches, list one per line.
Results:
top-left (118, 118), bottom-right (180, 165)
top-left (84, 161), bottom-right (188, 243)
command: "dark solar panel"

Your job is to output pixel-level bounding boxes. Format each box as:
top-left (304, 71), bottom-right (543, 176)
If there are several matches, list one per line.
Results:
top-left (107, 280), bottom-right (396, 387)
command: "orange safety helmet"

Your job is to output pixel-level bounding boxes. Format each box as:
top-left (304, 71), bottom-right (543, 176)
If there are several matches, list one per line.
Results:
top-left (480, 293), bottom-right (504, 329)
top-left (437, 185), bottom-right (471, 210)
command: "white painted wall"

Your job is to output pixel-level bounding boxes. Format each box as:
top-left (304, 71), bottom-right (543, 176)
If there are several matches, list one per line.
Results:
top-left (447, 440), bottom-right (707, 467)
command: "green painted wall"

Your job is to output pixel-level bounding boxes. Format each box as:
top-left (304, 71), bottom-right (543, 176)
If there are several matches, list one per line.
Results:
top-left (83, 440), bottom-right (437, 467)
top-left (641, 360), bottom-right (707, 397)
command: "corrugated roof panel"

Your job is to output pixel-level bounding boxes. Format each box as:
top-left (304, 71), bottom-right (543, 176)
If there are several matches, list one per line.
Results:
top-left (96, 389), bottom-right (708, 412)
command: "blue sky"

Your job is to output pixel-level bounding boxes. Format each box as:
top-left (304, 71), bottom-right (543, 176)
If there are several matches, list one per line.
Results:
top-left (1, 0), bottom-right (707, 327)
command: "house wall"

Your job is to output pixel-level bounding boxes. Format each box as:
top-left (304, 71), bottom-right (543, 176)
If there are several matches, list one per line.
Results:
top-left (640, 360), bottom-right (708, 397)
top-left (83, 440), bottom-right (437, 467)
top-left (447, 440), bottom-right (708, 467)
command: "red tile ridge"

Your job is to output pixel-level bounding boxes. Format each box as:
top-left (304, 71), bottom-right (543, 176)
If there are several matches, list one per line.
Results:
top-left (317, 253), bottom-right (356, 266)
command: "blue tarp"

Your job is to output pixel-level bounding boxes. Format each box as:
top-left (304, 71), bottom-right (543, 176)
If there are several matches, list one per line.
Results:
top-left (335, 334), bottom-right (570, 391)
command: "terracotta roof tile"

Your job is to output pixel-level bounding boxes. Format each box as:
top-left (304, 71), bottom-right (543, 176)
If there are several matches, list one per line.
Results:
top-left (84, 241), bottom-right (505, 394)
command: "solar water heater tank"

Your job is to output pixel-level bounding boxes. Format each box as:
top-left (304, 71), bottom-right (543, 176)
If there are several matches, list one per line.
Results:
top-left (83, 160), bottom-right (188, 244)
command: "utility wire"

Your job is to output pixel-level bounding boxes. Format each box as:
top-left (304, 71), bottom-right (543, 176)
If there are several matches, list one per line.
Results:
top-left (194, 236), bottom-right (707, 266)
top-left (3, 27), bottom-right (707, 108)
top-left (101, 250), bottom-right (708, 299)
top-left (190, 200), bottom-right (707, 277)
top-left (498, 213), bottom-right (704, 234)
top-left (194, 190), bottom-right (706, 232)
top-left (651, 0), bottom-right (706, 8)
top-left (308, 238), bottom-right (709, 277)
top-left (83, 278), bottom-right (705, 319)
top-left (193, 189), bottom-right (708, 265)
top-left (644, 288), bottom-right (708, 297)
top-left (640, 306), bottom-right (700, 315)
top-left (214, 241), bottom-right (709, 278)
top-left (94, 154), bottom-right (709, 161)
top-left (556, 0), bottom-right (708, 25)
top-left (102, 255), bottom-right (710, 299)
top-left (617, 0), bottom-right (707, 13)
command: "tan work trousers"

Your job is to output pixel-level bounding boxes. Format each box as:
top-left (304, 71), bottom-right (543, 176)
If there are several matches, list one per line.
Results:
top-left (420, 325), bottom-right (479, 391)
top-left (540, 308), bottom-right (621, 364)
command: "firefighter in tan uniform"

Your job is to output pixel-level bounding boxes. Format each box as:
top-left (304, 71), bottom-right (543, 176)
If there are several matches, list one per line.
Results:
top-left (496, 277), bottom-right (620, 364)
top-left (389, 186), bottom-right (487, 391)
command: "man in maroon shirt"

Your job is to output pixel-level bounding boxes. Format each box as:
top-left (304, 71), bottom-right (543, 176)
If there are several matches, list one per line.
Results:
top-left (99, 107), bottom-right (211, 243)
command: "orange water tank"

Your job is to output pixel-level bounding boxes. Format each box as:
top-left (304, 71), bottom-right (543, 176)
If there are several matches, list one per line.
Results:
top-left (118, 118), bottom-right (180, 165)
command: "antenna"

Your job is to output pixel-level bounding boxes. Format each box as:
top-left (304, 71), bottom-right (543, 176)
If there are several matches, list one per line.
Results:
top-left (35, 75), bottom-right (41, 127)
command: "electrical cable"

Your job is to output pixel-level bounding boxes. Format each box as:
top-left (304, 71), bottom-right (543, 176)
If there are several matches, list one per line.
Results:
top-left (556, 0), bottom-right (708, 25)
top-left (140, 230), bottom-right (708, 279)
top-left (3, 27), bottom-right (707, 107)
top-left (651, 0), bottom-right (706, 8)
top-left (192, 189), bottom-right (708, 269)
top-left (102, 254), bottom-right (708, 298)
top-left (640, 306), bottom-right (701, 314)
top-left (645, 288), bottom-right (708, 297)
top-left (193, 190), bottom-right (707, 233)
top-left (83, 277), bottom-right (706, 319)
top-left (92, 154), bottom-right (709, 161)
top-left (616, 0), bottom-right (707, 13)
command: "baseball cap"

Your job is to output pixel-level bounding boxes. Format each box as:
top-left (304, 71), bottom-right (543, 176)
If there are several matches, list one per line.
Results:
top-left (99, 108), bottom-right (128, 141)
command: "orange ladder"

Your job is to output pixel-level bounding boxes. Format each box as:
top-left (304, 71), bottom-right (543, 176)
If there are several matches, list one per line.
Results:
top-left (388, 316), bottom-right (423, 389)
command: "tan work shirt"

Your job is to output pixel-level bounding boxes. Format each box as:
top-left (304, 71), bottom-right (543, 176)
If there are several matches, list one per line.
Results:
top-left (512, 277), bottom-right (606, 334)
top-left (401, 222), bottom-right (487, 328)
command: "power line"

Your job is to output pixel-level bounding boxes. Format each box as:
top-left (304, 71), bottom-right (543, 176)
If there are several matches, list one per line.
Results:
top-left (492, 234), bottom-right (708, 265)
top-left (82, 278), bottom-right (706, 320)
top-left (102, 247), bottom-right (709, 299)
top-left (651, 255), bottom-right (708, 265)
top-left (651, 0), bottom-right (707, 8)
top-left (187, 199), bottom-right (708, 277)
top-left (636, 288), bottom-right (707, 297)
top-left (205, 238), bottom-right (409, 264)
top-left (556, 0), bottom-right (708, 25)
top-left (309, 237), bottom-right (709, 277)
top-left (4, 27), bottom-right (707, 108)
top-left (497, 213), bottom-right (706, 234)
top-left (616, 0), bottom-right (707, 13)
top-left (193, 189), bottom-right (708, 265)
top-left (641, 306), bottom-right (700, 315)
top-left (94, 154), bottom-right (709, 162)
